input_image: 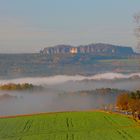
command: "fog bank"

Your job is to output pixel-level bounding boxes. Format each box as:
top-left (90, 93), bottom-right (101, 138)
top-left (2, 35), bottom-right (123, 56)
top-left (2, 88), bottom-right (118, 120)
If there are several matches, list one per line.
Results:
top-left (0, 72), bottom-right (140, 86)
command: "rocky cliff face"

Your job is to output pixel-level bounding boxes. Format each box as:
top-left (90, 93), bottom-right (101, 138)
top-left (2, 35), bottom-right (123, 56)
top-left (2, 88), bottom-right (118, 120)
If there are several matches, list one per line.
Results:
top-left (41, 43), bottom-right (135, 56)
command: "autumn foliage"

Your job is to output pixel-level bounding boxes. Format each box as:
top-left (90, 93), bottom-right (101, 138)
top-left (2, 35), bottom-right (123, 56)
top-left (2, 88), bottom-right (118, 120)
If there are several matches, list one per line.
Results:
top-left (116, 90), bottom-right (140, 119)
top-left (0, 83), bottom-right (34, 90)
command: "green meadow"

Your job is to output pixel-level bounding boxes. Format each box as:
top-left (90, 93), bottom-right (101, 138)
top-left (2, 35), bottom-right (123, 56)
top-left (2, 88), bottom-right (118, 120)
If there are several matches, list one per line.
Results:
top-left (0, 111), bottom-right (140, 140)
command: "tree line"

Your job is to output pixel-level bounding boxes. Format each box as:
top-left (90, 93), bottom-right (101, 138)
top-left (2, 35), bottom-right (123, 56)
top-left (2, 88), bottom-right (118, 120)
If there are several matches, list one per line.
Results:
top-left (0, 83), bottom-right (34, 90)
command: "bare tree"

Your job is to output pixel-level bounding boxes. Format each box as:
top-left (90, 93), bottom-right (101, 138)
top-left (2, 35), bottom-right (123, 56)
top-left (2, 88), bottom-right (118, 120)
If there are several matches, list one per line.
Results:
top-left (134, 12), bottom-right (140, 51)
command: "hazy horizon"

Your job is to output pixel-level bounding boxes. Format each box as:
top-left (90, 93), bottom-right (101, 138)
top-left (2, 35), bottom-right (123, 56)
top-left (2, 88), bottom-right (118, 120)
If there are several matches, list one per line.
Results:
top-left (0, 0), bottom-right (140, 53)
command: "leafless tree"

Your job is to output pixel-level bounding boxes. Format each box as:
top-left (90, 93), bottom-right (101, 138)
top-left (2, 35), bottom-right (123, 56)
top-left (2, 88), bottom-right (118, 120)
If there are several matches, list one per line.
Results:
top-left (134, 12), bottom-right (140, 51)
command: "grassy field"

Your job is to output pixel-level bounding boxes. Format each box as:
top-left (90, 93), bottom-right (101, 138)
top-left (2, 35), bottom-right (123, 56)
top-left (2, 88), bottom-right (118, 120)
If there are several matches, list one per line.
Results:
top-left (0, 111), bottom-right (140, 140)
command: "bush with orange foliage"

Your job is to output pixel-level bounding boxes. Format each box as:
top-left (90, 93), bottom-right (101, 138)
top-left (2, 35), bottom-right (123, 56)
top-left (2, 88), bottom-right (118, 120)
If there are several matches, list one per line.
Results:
top-left (116, 90), bottom-right (140, 119)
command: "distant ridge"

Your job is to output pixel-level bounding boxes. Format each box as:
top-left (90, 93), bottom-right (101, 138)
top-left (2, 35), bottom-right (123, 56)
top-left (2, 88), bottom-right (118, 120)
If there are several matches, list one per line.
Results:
top-left (40, 43), bottom-right (135, 56)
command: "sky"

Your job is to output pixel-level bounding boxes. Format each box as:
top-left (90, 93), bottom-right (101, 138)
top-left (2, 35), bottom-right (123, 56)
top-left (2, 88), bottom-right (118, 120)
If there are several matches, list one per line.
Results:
top-left (0, 0), bottom-right (140, 53)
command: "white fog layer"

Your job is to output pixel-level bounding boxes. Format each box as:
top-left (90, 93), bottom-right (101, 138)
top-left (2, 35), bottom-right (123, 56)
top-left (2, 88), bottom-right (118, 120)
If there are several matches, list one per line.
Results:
top-left (0, 72), bottom-right (140, 86)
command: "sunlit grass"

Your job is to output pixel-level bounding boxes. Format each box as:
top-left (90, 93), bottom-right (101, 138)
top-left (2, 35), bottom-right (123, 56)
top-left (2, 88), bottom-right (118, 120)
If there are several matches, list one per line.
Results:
top-left (0, 111), bottom-right (140, 140)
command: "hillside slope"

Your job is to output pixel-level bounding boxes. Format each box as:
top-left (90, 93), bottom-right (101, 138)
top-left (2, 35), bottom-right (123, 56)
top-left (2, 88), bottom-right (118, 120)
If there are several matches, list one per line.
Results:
top-left (0, 111), bottom-right (140, 140)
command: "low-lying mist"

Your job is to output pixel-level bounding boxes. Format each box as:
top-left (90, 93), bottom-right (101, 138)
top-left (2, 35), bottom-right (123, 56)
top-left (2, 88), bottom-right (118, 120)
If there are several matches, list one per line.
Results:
top-left (0, 72), bottom-right (140, 116)
top-left (0, 72), bottom-right (140, 86)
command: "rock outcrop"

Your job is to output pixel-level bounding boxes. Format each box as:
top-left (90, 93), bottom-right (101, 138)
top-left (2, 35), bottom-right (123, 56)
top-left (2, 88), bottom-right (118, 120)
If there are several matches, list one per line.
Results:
top-left (40, 43), bottom-right (135, 56)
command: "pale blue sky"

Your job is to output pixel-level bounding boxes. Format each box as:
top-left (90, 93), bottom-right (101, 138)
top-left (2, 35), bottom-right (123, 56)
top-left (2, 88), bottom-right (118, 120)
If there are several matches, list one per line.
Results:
top-left (0, 0), bottom-right (140, 53)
